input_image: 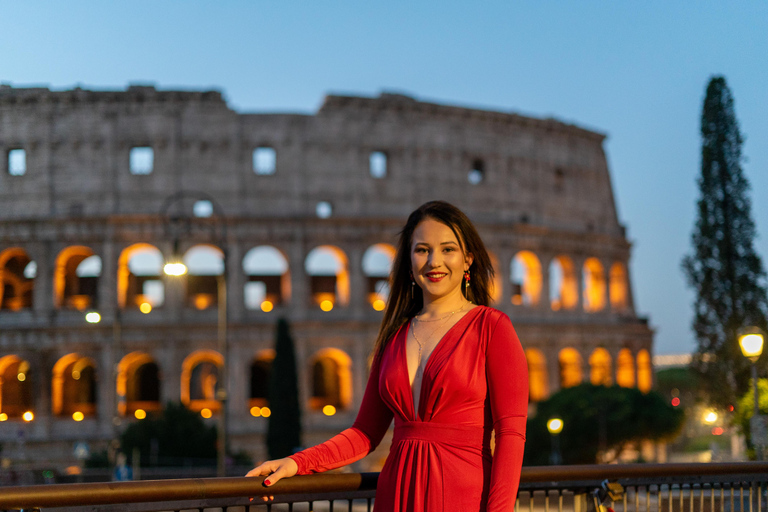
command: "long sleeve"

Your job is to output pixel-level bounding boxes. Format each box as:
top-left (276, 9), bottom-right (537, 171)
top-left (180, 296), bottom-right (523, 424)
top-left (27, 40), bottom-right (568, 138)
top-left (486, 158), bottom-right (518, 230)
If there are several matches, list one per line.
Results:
top-left (289, 355), bottom-right (394, 474)
top-left (486, 313), bottom-right (529, 511)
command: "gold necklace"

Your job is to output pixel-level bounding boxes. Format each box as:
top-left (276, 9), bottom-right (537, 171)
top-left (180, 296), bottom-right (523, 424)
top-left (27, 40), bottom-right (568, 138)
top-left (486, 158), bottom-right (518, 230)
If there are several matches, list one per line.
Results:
top-left (411, 301), bottom-right (470, 378)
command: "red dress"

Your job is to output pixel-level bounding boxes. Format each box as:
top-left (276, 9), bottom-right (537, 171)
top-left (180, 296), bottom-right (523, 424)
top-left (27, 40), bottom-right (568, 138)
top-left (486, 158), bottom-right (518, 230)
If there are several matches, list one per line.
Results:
top-left (290, 306), bottom-right (528, 512)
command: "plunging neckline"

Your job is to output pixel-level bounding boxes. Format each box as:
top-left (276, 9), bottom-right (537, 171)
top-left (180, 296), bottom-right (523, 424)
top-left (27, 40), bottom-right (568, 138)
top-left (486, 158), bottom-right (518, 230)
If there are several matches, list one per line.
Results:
top-left (403, 305), bottom-right (481, 420)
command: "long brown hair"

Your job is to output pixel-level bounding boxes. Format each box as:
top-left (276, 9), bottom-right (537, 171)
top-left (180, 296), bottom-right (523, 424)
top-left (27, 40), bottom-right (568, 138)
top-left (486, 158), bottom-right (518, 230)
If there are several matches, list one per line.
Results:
top-left (373, 201), bottom-right (495, 360)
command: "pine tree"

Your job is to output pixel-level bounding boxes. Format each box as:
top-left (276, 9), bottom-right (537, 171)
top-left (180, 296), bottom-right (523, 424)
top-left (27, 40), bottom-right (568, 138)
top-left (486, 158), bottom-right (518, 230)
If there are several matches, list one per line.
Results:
top-left (266, 318), bottom-right (302, 459)
top-left (682, 76), bottom-right (768, 408)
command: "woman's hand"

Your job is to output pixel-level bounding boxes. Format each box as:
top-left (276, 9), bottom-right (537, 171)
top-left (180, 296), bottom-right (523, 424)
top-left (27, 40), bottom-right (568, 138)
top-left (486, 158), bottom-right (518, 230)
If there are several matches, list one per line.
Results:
top-left (246, 457), bottom-right (299, 501)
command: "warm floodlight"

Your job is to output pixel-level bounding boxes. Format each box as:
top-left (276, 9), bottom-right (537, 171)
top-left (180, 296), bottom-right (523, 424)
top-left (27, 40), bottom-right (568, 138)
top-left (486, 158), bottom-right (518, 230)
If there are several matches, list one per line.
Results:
top-left (703, 410), bottom-right (718, 425)
top-left (547, 418), bottom-right (564, 435)
top-left (85, 311), bottom-right (101, 323)
top-left (163, 261), bottom-right (188, 276)
top-left (738, 327), bottom-right (765, 361)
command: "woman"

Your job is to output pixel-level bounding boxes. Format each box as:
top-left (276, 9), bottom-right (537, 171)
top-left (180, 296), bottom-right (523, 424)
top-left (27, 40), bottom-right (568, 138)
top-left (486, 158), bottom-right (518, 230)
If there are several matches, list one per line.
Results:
top-left (247, 201), bottom-right (528, 511)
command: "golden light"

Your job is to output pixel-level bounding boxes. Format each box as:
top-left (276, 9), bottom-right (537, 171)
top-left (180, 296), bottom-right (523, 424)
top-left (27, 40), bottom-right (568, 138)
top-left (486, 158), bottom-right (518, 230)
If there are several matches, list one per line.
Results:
top-left (23, 411), bottom-right (34, 422)
top-left (320, 300), bottom-right (334, 312)
top-left (163, 262), bottom-right (187, 276)
top-left (250, 406), bottom-right (262, 417)
top-left (512, 294), bottom-right (523, 306)
top-left (72, 411), bottom-right (84, 422)
top-left (547, 418), bottom-right (564, 434)
top-left (0, 413), bottom-right (7, 421)
top-left (703, 410), bottom-right (718, 425)
top-left (323, 405), bottom-right (337, 416)
top-left (260, 407), bottom-right (271, 417)
top-left (260, 300), bottom-right (274, 313)
top-left (372, 299), bottom-right (386, 311)
top-left (72, 370), bottom-right (81, 380)
top-left (193, 294), bottom-right (213, 310)
top-left (17, 372), bottom-right (26, 382)
top-left (139, 302), bottom-right (152, 314)
top-left (85, 311), bottom-right (101, 323)
top-left (135, 409), bottom-right (147, 420)
top-left (201, 408), bottom-right (212, 419)
top-left (739, 331), bottom-right (765, 360)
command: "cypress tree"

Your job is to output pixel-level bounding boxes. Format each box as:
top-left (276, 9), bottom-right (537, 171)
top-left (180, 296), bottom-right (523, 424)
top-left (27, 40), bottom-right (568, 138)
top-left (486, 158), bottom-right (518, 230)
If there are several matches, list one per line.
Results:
top-left (266, 318), bottom-right (302, 459)
top-left (682, 76), bottom-right (768, 409)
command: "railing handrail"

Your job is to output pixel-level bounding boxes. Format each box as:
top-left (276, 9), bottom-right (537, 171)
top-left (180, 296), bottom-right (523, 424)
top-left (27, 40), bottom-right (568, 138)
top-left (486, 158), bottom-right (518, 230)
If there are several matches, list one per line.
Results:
top-left (1, 462), bottom-right (767, 509)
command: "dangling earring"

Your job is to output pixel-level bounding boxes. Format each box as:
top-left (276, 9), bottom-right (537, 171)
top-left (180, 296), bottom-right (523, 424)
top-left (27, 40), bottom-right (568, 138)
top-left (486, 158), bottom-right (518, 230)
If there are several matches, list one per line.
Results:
top-left (410, 271), bottom-right (416, 300)
top-left (464, 270), bottom-right (470, 297)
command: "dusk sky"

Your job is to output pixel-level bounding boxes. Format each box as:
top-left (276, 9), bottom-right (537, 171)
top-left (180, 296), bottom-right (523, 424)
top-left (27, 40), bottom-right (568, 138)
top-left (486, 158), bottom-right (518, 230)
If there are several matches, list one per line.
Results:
top-left (3, 1), bottom-right (767, 355)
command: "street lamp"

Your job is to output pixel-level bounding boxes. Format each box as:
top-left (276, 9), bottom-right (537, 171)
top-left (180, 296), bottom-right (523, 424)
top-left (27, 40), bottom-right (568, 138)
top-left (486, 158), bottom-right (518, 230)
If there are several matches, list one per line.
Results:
top-left (547, 417), bottom-right (564, 465)
top-left (739, 326), bottom-right (765, 460)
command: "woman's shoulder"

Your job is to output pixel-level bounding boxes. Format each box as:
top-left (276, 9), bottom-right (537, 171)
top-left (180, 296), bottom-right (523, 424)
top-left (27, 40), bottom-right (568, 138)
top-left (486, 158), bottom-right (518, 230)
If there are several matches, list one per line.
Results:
top-left (471, 305), bottom-right (512, 326)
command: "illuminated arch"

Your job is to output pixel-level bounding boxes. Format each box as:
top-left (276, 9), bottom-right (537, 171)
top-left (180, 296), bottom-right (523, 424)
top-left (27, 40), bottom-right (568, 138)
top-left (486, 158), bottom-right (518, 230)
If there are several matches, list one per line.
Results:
top-left (582, 257), bottom-right (606, 312)
top-left (243, 246), bottom-right (291, 311)
top-left (589, 347), bottom-right (613, 386)
top-left (0, 355), bottom-right (33, 418)
top-left (305, 246), bottom-right (350, 310)
top-left (558, 348), bottom-right (583, 388)
top-left (117, 352), bottom-right (161, 416)
top-left (54, 246), bottom-right (101, 310)
top-left (52, 353), bottom-right (97, 417)
top-left (183, 244), bottom-right (225, 311)
top-left (616, 348), bottom-right (635, 388)
top-left (0, 248), bottom-right (35, 311)
top-left (249, 349), bottom-right (275, 409)
top-left (525, 349), bottom-right (549, 401)
top-left (488, 251), bottom-right (502, 305)
top-left (309, 348), bottom-right (352, 411)
top-left (362, 244), bottom-right (395, 311)
top-left (637, 349), bottom-right (652, 393)
top-left (117, 244), bottom-right (164, 310)
top-left (181, 350), bottom-right (223, 412)
top-left (510, 251), bottom-right (542, 306)
top-left (548, 255), bottom-right (578, 311)
top-left (609, 262), bottom-right (629, 311)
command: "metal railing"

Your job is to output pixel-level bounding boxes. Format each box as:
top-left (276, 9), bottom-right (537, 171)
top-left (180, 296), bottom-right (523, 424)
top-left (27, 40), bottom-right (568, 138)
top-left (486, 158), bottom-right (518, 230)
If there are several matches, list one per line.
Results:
top-left (0, 462), bottom-right (765, 512)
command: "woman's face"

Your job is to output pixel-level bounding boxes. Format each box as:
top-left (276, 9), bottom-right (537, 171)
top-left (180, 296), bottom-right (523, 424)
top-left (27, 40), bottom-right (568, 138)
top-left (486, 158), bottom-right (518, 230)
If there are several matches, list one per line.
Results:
top-left (410, 218), bottom-right (473, 303)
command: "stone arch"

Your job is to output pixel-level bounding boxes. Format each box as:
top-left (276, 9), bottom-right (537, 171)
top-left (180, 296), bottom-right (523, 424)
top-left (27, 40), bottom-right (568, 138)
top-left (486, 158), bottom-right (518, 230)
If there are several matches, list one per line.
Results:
top-left (589, 347), bottom-right (612, 386)
top-left (510, 250), bottom-right (542, 306)
top-left (548, 255), bottom-right (578, 311)
top-left (525, 348), bottom-right (549, 402)
top-left (0, 355), bottom-right (34, 418)
top-left (249, 349), bottom-right (275, 409)
top-left (117, 351), bottom-right (161, 416)
top-left (117, 243), bottom-right (165, 310)
top-left (309, 348), bottom-right (352, 411)
top-left (637, 349), bottom-right (652, 393)
top-left (183, 244), bottom-right (225, 311)
top-left (243, 246), bottom-right (290, 311)
top-left (181, 350), bottom-right (223, 413)
top-left (582, 257), bottom-right (606, 312)
top-left (0, 248), bottom-right (35, 311)
top-left (558, 348), bottom-right (583, 388)
top-left (305, 246), bottom-right (350, 310)
top-left (615, 348), bottom-right (635, 388)
top-left (609, 262), bottom-right (629, 312)
top-left (54, 246), bottom-right (101, 310)
top-left (52, 353), bottom-right (97, 417)
top-left (362, 243), bottom-right (395, 311)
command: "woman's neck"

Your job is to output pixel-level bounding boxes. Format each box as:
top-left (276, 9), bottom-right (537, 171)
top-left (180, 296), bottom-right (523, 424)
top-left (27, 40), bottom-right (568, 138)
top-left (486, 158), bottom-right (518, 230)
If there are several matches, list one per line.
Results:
top-left (418, 289), bottom-right (470, 319)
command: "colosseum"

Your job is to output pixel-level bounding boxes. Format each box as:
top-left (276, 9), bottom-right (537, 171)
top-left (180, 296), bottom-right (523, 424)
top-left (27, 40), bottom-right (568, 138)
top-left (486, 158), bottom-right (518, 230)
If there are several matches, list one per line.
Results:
top-left (0, 84), bottom-right (653, 471)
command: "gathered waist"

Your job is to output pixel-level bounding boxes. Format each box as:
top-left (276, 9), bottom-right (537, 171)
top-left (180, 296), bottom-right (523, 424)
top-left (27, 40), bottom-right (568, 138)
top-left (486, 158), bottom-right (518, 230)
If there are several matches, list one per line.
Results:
top-left (392, 421), bottom-right (488, 449)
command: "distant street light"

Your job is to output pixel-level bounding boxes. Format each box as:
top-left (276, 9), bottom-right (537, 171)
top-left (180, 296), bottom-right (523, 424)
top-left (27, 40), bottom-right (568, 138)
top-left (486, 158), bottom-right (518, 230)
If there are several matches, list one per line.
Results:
top-left (739, 326), bottom-right (765, 460)
top-left (547, 417), bottom-right (564, 465)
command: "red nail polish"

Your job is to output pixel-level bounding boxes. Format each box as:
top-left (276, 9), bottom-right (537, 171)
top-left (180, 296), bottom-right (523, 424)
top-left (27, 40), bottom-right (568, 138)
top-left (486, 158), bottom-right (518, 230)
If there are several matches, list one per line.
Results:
top-left (264, 479), bottom-right (271, 486)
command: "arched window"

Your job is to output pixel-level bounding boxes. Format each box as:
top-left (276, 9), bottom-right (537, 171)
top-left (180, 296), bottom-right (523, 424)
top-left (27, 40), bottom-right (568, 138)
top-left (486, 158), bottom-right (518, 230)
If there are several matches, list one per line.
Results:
top-left (637, 349), bottom-right (652, 393)
top-left (525, 349), bottom-right (549, 401)
top-left (309, 348), bottom-right (352, 412)
top-left (609, 262), bottom-right (629, 311)
top-left (558, 348), bottom-right (583, 388)
top-left (488, 251), bottom-right (502, 304)
top-left (0, 355), bottom-right (33, 418)
top-left (549, 255), bottom-right (578, 311)
top-left (52, 354), bottom-right (97, 418)
top-left (250, 350), bottom-right (275, 409)
top-left (582, 257), bottom-right (606, 312)
top-left (117, 352), bottom-right (161, 416)
top-left (118, 244), bottom-right (164, 311)
top-left (305, 246), bottom-right (350, 311)
top-left (54, 247), bottom-right (101, 310)
top-left (0, 248), bottom-right (35, 311)
top-left (510, 251), bottom-right (542, 306)
top-left (181, 350), bottom-right (223, 413)
top-left (589, 348), bottom-right (612, 386)
top-left (243, 246), bottom-right (290, 311)
top-left (616, 348), bottom-right (635, 388)
top-left (362, 244), bottom-right (395, 311)
top-left (183, 245), bottom-right (225, 311)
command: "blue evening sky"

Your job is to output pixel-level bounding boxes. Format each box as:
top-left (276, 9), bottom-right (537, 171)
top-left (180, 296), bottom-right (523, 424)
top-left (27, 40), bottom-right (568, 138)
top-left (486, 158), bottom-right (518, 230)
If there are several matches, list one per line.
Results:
top-left (2, 1), bottom-right (767, 355)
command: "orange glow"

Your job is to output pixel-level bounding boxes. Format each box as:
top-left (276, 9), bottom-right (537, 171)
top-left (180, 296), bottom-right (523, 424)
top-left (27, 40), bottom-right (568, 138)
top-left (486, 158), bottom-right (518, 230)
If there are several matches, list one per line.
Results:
top-left (636, 349), bottom-right (652, 393)
top-left (609, 262), bottom-right (629, 311)
top-left (201, 408), bottom-right (212, 419)
top-left (320, 299), bottom-right (334, 312)
top-left (550, 255), bottom-right (578, 310)
top-left (65, 466), bottom-right (82, 476)
top-left (250, 406), bottom-right (262, 417)
top-left (139, 302), bottom-right (152, 314)
top-left (525, 349), bottom-right (549, 402)
top-left (372, 299), bottom-right (386, 311)
top-left (615, 348), bottom-right (635, 388)
top-left (511, 294), bottom-right (523, 305)
top-left (511, 251), bottom-right (542, 306)
top-left (135, 409), bottom-right (147, 420)
top-left (260, 407), bottom-right (271, 417)
top-left (23, 411), bottom-right (34, 422)
top-left (0, 413), bottom-right (7, 421)
top-left (323, 405), bottom-right (337, 416)
top-left (583, 257), bottom-right (607, 312)
top-left (589, 348), bottom-right (612, 386)
top-left (260, 300), bottom-right (274, 312)
top-left (559, 348), bottom-right (583, 388)
top-left (72, 411), bottom-right (84, 421)
top-left (193, 294), bottom-right (214, 310)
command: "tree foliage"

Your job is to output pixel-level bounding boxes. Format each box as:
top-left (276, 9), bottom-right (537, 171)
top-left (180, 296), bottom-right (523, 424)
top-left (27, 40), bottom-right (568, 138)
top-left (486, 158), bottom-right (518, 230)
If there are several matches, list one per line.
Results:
top-left (682, 76), bottom-right (768, 409)
top-left (734, 378), bottom-right (768, 457)
top-left (523, 384), bottom-right (684, 465)
top-left (267, 317), bottom-right (302, 459)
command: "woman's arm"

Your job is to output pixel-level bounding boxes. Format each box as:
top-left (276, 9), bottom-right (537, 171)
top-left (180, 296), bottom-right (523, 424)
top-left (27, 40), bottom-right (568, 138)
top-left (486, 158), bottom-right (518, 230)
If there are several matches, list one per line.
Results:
top-left (486, 313), bottom-right (529, 511)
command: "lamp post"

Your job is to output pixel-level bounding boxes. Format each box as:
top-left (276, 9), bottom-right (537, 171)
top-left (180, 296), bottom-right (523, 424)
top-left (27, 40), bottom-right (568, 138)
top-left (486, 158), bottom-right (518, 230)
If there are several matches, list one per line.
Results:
top-left (547, 417), bottom-right (564, 465)
top-left (161, 191), bottom-right (229, 477)
top-left (738, 326), bottom-right (765, 460)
